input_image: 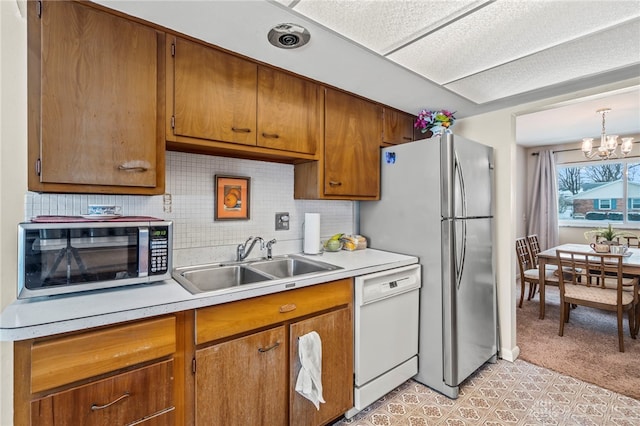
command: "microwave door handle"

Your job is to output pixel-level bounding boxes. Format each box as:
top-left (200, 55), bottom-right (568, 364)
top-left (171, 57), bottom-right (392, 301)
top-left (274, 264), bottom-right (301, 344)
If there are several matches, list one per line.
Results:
top-left (139, 227), bottom-right (149, 278)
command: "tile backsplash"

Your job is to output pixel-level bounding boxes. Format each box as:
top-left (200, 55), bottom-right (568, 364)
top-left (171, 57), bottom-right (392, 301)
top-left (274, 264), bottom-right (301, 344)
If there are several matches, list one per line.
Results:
top-left (25, 152), bottom-right (356, 266)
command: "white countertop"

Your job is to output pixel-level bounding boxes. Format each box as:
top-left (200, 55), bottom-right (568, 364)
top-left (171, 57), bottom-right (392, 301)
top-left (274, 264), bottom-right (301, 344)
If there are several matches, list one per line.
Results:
top-left (0, 249), bottom-right (417, 341)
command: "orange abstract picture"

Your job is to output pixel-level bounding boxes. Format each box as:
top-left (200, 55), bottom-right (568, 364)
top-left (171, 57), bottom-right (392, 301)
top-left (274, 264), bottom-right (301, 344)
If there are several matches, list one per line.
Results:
top-left (214, 175), bottom-right (250, 220)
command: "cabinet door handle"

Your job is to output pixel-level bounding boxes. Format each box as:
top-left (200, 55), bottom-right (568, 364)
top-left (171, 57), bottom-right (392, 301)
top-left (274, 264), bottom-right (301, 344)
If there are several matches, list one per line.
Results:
top-left (279, 303), bottom-right (297, 313)
top-left (261, 132), bottom-right (279, 139)
top-left (402, 136), bottom-right (413, 141)
top-left (231, 127), bottom-right (252, 133)
top-left (329, 181), bottom-right (342, 187)
top-left (91, 392), bottom-right (130, 411)
top-left (258, 341), bottom-right (280, 353)
top-left (118, 165), bottom-right (149, 172)
top-left (118, 160), bottom-right (150, 172)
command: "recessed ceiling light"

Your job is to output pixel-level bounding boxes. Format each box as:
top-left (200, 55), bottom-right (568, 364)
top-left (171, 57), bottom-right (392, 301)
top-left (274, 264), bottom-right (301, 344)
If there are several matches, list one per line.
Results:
top-left (268, 23), bottom-right (310, 49)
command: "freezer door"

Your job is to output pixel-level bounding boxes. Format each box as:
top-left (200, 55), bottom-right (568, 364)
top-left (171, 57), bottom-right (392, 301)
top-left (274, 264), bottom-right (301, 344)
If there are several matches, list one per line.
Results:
top-left (441, 134), bottom-right (494, 219)
top-left (442, 217), bottom-right (496, 387)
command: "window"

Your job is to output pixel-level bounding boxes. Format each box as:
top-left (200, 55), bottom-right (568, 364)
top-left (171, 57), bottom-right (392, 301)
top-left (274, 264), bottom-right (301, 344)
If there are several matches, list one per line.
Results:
top-left (598, 199), bottom-right (612, 210)
top-left (557, 160), bottom-right (640, 225)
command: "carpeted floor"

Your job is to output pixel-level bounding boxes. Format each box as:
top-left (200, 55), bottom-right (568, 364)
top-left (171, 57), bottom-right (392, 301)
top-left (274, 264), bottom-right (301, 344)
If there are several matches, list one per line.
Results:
top-left (517, 282), bottom-right (640, 400)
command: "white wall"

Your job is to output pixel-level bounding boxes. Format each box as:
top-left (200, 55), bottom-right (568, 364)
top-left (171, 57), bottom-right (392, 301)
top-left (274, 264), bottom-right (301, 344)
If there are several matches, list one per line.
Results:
top-left (1, 1), bottom-right (27, 423)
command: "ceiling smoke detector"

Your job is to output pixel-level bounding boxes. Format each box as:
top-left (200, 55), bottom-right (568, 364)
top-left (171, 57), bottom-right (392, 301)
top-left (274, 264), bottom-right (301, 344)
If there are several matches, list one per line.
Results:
top-left (268, 23), bottom-right (310, 49)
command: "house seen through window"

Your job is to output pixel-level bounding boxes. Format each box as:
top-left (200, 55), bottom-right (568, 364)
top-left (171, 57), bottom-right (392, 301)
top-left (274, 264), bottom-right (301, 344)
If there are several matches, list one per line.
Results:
top-left (557, 160), bottom-right (640, 225)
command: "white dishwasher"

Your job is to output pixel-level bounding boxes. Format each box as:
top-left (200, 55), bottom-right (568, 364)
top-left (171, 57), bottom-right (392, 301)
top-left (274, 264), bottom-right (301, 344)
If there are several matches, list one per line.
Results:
top-left (346, 264), bottom-right (421, 419)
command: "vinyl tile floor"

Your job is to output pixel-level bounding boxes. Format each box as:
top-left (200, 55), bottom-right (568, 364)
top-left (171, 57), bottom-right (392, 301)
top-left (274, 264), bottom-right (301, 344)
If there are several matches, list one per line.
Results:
top-left (330, 359), bottom-right (640, 426)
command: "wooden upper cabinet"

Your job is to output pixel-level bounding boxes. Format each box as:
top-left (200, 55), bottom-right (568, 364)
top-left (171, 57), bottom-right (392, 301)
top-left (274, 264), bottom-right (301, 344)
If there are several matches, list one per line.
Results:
top-left (383, 108), bottom-right (416, 145)
top-left (29, 1), bottom-right (165, 194)
top-left (170, 39), bottom-right (321, 158)
top-left (324, 88), bottom-right (381, 198)
top-left (172, 37), bottom-right (257, 146)
top-left (257, 67), bottom-right (321, 155)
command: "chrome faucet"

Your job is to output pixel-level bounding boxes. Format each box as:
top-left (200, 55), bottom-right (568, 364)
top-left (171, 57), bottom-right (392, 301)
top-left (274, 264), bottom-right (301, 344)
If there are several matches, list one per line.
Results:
top-left (236, 236), bottom-right (265, 261)
top-left (266, 239), bottom-right (277, 260)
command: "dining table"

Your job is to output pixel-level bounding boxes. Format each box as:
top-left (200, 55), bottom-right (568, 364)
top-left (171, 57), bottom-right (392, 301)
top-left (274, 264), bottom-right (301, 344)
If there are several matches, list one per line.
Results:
top-left (536, 243), bottom-right (640, 319)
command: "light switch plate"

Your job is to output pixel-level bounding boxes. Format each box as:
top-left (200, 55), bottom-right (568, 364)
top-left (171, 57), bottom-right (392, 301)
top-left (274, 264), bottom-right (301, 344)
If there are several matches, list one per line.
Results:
top-left (275, 212), bottom-right (290, 231)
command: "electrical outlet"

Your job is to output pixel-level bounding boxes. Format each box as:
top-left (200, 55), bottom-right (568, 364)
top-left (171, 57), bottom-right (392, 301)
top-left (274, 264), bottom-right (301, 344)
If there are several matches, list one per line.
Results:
top-left (275, 212), bottom-right (290, 231)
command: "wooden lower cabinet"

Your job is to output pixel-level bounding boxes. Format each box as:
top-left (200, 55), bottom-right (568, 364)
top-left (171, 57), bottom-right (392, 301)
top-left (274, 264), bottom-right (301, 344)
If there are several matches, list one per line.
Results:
top-left (193, 279), bottom-right (354, 426)
top-left (14, 315), bottom-right (180, 426)
top-left (31, 360), bottom-right (175, 426)
top-left (195, 326), bottom-right (288, 426)
top-left (14, 282), bottom-right (353, 426)
top-left (290, 307), bottom-right (353, 426)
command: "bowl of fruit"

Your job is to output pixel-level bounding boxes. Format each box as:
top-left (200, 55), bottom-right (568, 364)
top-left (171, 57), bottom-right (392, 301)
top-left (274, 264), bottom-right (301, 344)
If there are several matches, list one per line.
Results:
top-left (323, 233), bottom-right (344, 252)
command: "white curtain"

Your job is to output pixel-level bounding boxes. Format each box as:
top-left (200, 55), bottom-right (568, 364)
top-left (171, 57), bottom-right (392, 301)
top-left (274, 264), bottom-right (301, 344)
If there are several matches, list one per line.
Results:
top-left (528, 150), bottom-right (559, 250)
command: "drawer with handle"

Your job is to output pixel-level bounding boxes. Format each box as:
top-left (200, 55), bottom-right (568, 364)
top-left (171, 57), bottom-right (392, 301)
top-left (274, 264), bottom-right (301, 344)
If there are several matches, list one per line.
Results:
top-left (31, 359), bottom-right (174, 426)
top-left (195, 278), bottom-right (351, 344)
top-left (30, 316), bottom-right (176, 393)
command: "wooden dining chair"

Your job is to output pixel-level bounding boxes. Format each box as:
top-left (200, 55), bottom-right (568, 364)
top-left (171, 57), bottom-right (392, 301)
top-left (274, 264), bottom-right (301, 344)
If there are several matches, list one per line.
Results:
top-left (616, 235), bottom-right (640, 248)
top-left (516, 237), bottom-right (558, 308)
top-left (555, 249), bottom-right (638, 352)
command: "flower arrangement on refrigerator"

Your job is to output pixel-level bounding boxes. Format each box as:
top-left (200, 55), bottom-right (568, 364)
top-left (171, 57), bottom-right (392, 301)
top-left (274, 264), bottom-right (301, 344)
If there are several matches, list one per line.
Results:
top-left (414, 109), bottom-right (456, 136)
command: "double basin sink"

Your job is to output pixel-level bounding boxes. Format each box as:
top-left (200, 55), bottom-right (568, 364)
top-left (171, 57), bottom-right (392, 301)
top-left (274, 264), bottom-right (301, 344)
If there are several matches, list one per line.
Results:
top-left (172, 254), bottom-right (343, 294)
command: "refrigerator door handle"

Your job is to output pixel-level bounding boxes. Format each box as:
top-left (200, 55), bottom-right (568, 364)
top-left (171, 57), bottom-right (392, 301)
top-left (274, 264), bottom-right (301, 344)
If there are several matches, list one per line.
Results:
top-left (454, 151), bottom-right (468, 219)
top-left (454, 153), bottom-right (467, 289)
top-left (456, 219), bottom-right (466, 290)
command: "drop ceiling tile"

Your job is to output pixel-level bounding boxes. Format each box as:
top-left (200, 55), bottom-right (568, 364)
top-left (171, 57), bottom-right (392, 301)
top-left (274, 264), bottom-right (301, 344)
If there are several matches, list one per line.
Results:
top-left (291, 0), bottom-right (478, 53)
top-left (387, 0), bottom-right (640, 85)
top-left (444, 20), bottom-right (640, 103)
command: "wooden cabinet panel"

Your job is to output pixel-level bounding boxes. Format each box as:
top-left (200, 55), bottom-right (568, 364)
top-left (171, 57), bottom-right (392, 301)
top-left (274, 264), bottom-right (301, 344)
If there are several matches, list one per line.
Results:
top-left (173, 37), bottom-right (257, 146)
top-left (195, 326), bottom-right (287, 426)
top-left (31, 360), bottom-right (174, 426)
top-left (257, 67), bottom-right (321, 154)
top-left (383, 108), bottom-right (415, 145)
top-left (196, 279), bottom-right (352, 344)
top-left (31, 1), bottom-right (164, 192)
top-left (31, 317), bottom-right (176, 393)
top-left (323, 88), bottom-right (381, 198)
top-left (289, 307), bottom-right (353, 426)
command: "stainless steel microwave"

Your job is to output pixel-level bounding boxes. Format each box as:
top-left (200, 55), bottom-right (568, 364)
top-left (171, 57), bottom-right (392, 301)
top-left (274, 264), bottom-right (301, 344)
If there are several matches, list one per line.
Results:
top-left (18, 220), bottom-right (172, 299)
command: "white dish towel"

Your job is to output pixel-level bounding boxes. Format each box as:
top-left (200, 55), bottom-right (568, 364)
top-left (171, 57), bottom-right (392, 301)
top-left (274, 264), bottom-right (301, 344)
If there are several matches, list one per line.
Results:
top-left (295, 331), bottom-right (325, 410)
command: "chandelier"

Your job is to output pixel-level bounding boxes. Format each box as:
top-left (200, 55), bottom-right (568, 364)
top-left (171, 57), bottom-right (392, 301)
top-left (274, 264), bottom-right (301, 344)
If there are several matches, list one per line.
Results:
top-left (581, 108), bottom-right (634, 160)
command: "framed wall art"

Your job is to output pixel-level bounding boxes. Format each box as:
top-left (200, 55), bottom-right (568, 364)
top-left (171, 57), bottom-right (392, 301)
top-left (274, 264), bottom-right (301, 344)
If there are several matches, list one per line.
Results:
top-left (214, 175), bottom-right (250, 220)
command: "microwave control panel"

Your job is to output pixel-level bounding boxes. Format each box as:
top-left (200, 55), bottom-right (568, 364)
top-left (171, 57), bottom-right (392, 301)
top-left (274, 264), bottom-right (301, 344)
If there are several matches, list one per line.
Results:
top-left (149, 226), bottom-right (169, 274)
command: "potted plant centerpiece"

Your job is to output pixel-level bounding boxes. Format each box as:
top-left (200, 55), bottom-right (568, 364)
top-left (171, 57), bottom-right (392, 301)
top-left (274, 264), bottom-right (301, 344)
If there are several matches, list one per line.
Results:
top-left (584, 223), bottom-right (637, 252)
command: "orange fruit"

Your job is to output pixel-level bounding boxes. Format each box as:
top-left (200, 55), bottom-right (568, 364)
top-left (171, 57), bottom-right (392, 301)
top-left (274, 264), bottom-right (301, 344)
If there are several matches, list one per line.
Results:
top-left (224, 193), bottom-right (238, 208)
top-left (228, 187), bottom-right (241, 198)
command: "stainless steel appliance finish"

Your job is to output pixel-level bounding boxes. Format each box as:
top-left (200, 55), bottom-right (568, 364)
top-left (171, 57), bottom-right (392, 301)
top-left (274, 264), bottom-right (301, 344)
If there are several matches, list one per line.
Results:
top-left (172, 254), bottom-right (343, 295)
top-left (359, 133), bottom-right (497, 398)
top-left (347, 264), bottom-right (421, 419)
top-left (18, 220), bottom-right (172, 299)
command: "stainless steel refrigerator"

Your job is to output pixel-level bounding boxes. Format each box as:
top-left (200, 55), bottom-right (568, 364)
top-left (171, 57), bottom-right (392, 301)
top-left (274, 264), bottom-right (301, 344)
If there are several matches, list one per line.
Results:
top-left (359, 132), bottom-right (497, 398)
